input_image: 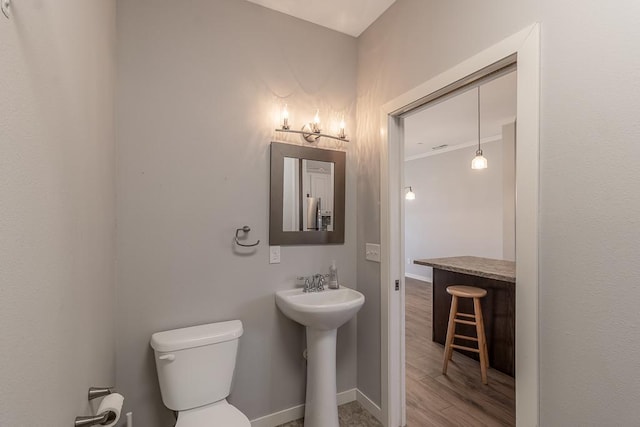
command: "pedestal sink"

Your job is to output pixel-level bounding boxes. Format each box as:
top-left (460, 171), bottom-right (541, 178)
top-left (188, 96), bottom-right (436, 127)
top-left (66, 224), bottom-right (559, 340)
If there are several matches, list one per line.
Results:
top-left (275, 287), bottom-right (365, 427)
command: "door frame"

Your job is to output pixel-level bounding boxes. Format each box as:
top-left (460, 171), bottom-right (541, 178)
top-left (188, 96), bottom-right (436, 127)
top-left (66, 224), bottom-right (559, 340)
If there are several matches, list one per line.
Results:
top-left (380, 24), bottom-right (540, 426)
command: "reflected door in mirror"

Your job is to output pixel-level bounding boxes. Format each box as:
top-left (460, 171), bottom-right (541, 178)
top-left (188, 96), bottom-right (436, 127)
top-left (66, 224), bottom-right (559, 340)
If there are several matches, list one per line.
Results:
top-left (282, 158), bottom-right (335, 232)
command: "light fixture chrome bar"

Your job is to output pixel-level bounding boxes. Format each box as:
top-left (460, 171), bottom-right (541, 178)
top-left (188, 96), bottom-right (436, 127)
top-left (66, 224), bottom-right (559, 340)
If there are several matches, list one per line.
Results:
top-left (275, 128), bottom-right (350, 143)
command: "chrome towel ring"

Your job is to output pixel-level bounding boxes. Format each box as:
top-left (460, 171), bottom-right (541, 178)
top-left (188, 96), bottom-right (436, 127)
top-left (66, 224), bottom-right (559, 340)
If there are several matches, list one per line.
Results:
top-left (2, 0), bottom-right (11, 19)
top-left (235, 226), bottom-right (260, 247)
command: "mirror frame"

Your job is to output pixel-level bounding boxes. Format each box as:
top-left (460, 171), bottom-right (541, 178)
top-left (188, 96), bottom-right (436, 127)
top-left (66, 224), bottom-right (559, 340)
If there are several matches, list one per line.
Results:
top-left (270, 141), bottom-right (346, 245)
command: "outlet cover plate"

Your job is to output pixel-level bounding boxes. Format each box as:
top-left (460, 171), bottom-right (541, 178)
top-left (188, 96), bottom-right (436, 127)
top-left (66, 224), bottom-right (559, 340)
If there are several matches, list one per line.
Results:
top-left (269, 246), bottom-right (281, 264)
top-left (365, 243), bottom-right (381, 262)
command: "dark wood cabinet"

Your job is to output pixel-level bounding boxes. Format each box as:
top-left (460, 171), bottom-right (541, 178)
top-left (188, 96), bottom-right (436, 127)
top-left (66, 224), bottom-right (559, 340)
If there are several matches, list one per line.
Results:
top-left (415, 256), bottom-right (516, 377)
top-left (432, 269), bottom-right (515, 376)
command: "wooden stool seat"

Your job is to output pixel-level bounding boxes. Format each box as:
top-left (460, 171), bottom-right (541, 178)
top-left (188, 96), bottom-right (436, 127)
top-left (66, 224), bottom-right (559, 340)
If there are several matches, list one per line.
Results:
top-left (446, 285), bottom-right (487, 299)
top-left (442, 285), bottom-right (489, 384)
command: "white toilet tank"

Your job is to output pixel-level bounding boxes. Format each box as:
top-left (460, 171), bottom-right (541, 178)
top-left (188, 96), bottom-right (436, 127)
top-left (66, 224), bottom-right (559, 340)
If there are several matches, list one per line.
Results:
top-left (150, 320), bottom-right (243, 411)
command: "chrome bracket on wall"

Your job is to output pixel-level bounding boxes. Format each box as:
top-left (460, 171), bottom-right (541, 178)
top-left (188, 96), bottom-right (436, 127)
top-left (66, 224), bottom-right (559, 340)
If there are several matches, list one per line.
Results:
top-left (235, 225), bottom-right (260, 247)
top-left (88, 387), bottom-right (112, 401)
top-left (74, 411), bottom-right (117, 427)
top-left (2, 0), bottom-right (12, 19)
top-left (74, 387), bottom-right (116, 427)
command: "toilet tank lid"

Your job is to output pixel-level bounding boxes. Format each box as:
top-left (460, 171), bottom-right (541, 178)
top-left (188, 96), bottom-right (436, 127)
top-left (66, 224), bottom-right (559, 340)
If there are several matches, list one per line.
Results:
top-left (151, 320), bottom-right (243, 352)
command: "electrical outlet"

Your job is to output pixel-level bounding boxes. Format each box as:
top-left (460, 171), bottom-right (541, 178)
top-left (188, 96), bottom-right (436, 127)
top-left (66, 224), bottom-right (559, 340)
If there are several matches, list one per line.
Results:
top-left (365, 243), bottom-right (381, 262)
top-left (407, 257), bottom-right (413, 264)
top-left (269, 246), bottom-right (281, 264)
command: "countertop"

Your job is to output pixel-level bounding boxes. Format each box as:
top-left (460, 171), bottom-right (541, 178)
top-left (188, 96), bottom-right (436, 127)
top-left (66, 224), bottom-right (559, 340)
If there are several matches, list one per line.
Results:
top-left (414, 256), bottom-right (516, 283)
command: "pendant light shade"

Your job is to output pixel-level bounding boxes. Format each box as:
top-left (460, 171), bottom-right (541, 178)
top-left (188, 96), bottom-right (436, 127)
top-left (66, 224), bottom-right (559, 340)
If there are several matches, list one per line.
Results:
top-left (471, 150), bottom-right (488, 169)
top-left (471, 86), bottom-right (488, 170)
top-left (405, 186), bottom-right (416, 200)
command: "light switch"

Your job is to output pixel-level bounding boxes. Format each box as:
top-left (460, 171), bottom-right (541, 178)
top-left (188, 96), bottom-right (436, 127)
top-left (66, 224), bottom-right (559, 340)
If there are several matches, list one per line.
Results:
top-left (365, 243), bottom-right (381, 263)
top-left (269, 246), bottom-right (281, 264)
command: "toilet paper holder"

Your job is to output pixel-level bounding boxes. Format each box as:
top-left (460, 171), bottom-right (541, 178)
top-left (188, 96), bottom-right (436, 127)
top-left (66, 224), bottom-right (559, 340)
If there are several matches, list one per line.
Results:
top-left (74, 410), bottom-right (117, 427)
top-left (74, 387), bottom-right (116, 427)
top-left (88, 387), bottom-right (113, 401)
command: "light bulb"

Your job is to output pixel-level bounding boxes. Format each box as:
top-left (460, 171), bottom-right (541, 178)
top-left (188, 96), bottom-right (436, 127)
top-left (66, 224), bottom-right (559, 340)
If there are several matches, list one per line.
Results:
top-left (471, 150), bottom-right (488, 170)
top-left (311, 109), bottom-right (321, 133)
top-left (338, 116), bottom-right (346, 139)
top-left (405, 187), bottom-right (416, 200)
top-left (282, 104), bottom-right (289, 129)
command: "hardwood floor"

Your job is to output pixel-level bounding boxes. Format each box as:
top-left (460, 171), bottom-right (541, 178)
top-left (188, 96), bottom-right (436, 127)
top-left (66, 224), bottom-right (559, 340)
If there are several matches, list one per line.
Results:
top-left (405, 277), bottom-right (515, 426)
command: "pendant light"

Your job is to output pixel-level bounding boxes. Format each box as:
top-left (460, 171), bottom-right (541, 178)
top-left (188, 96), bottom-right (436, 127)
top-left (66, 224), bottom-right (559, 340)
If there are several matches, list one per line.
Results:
top-left (471, 86), bottom-right (488, 170)
top-left (405, 186), bottom-right (416, 200)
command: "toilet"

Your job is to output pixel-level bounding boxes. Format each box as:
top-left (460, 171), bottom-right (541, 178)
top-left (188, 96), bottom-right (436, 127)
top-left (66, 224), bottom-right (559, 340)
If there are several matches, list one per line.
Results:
top-left (150, 320), bottom-right (250, 426)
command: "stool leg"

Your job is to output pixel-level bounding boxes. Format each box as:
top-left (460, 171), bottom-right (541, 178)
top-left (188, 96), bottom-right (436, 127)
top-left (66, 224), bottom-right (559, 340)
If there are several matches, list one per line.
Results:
top-left (473, 297), bottom-right (488, 385)
top-left (442, 295), bottom-right (458, 375)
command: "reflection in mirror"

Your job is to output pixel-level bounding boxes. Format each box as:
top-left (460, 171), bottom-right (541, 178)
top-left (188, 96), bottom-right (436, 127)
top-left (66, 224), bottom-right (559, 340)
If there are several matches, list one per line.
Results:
top-left (270, 142), bottom-right (345, 245)
top-left (282, 158), bottom-right (335, 232)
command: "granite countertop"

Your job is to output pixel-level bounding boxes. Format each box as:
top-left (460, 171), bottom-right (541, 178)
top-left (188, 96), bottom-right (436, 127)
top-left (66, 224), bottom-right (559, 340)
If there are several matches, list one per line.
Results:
top-left (413, 256), bottom-right (516, 283)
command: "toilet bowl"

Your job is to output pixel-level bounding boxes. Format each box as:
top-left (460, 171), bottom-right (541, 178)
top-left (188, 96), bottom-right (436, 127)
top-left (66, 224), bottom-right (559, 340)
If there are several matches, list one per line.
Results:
top-left (150, 320), bottom-right (250, 427)
top-left (175, 400), bottom-right (249, 427)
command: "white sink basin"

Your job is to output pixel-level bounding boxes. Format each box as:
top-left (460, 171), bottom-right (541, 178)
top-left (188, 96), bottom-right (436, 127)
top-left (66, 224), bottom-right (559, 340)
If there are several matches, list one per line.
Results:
top-left (276, 286), bottom-right (366, 427)
top-left (275, 287), bottom-right (365, 331)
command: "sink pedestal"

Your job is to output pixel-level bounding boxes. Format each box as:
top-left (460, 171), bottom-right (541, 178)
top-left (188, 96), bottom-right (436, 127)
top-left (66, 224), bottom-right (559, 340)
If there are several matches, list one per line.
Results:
top-left (274, 287), bottom-right (365, 427)
top-left (304, 327), bottom-right (339, 427)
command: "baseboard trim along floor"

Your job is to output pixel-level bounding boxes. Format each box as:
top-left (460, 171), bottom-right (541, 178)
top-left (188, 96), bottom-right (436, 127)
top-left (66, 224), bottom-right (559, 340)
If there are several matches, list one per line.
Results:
top-left (356, 389), bottom-right (383, 424)
top-left (251, 388), bottom-right (382, 427)
top-left (405, 272), bottom-right (431, 283)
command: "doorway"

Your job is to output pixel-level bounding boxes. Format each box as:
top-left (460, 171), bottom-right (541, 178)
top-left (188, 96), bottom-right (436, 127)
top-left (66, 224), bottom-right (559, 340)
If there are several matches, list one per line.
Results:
top-left (379, 24), bottom-right (540, 427)
top-left (403, 70), bottom-right (517, 425)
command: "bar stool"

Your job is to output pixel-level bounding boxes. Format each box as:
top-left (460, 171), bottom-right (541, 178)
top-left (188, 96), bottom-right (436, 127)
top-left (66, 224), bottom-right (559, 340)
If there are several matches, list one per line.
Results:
top-left (442, 285), bottom-right (489, 384)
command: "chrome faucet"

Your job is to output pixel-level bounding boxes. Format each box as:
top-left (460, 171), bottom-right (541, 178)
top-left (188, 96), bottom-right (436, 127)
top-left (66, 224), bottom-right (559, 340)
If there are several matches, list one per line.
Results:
top-left (303, 274), bottom-right (328, 293)
top-left (315, 274), bottom-right (326, 291)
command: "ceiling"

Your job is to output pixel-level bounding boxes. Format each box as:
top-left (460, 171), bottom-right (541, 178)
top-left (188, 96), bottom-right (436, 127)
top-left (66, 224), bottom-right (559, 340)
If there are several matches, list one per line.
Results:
top-left (245, 0), bottom-right (397, 37)
top-left (404, 71), bottom-right (517, 160)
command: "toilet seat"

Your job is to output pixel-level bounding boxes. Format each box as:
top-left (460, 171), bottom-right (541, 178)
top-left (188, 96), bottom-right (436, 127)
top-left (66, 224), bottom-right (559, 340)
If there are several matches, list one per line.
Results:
top-left (176, 400), bottom-right (250, 427)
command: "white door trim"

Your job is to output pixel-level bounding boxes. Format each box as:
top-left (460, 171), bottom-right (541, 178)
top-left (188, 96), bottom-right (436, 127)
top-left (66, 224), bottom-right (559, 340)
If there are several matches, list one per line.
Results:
top-left (380, 23), bottom-right (540, 427)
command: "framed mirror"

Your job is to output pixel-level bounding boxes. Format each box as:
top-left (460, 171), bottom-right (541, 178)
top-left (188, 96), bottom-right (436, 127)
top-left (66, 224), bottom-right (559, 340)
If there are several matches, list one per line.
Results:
top-left (270, 142), bottom-right (345, 245)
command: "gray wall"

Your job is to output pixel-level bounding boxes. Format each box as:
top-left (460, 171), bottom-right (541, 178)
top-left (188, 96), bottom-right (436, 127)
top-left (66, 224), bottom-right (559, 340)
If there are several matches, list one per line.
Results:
top-left (357, 0), bottom-right (640, 423)
top-left (0, 1), bottom-right (116, 425)
top-left (115, 0), bottom-right (358, 424)
top-left (405, 140), bottom-right (507, 281)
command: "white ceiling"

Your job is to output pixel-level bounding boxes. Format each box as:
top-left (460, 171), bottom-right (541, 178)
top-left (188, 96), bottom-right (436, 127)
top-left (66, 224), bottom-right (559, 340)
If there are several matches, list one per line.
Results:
top-left (404, 71), bottom-right (517, 160)
top-left (245, 0), bottom-right (397, 37)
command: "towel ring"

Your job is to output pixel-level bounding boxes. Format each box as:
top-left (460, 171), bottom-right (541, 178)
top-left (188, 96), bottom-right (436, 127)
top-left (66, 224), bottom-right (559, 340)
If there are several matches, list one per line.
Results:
top-left (2, 0), bottom-right (11, 19)
top-left (235, 226), bottom-right (260, 247)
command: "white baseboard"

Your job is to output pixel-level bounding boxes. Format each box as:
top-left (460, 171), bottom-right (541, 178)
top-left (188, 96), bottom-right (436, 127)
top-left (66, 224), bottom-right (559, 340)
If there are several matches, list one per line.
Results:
top-left (338, 388), bottom-right (358, 405)
top-left (250, 388), bottom-right (357, 427)
top-left (405, 272), bottom-right (431, 283)
top-left (356, 389), bottom-right (383, 424)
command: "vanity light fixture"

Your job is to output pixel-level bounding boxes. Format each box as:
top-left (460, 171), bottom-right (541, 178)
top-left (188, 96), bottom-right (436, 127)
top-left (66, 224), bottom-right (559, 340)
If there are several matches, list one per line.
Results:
top-left (471, 86), bottom-right (488, 170)
top-left (276, 107), bottom-right (349, 143)
top-left (405, 186), bottom-right (416, 200)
